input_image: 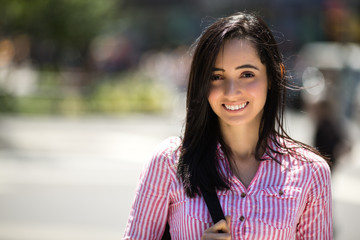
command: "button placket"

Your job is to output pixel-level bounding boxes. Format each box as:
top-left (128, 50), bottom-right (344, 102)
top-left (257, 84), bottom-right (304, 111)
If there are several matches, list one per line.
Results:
top-left (239, 191), bottom-right (249, 224)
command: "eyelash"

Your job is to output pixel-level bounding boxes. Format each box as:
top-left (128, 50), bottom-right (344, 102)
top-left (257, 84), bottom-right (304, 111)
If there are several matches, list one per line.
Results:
top-left (210, 74), bottom-right (223, 81)
top-left (241, 72), bottom-right (255, 78)
top-left (210, 72), bottom-right (255, 81)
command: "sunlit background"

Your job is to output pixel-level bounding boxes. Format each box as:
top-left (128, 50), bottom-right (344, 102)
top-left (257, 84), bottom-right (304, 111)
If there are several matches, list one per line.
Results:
top-left (0, 0), bottom-right (359, 239)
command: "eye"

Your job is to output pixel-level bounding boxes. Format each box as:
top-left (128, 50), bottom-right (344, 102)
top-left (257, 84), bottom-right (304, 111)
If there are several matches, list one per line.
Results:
top-left (241, 72), bottom-right (255, 78)
top-left (210, 74), bottom-right (223, 81)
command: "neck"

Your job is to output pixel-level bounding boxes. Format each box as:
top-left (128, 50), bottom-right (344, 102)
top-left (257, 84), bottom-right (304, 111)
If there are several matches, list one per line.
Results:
top-left (220, 120), bottom-right (261, 162)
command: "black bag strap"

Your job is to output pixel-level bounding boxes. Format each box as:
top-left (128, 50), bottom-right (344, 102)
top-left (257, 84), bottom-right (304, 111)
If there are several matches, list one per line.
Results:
top-left (161, 189), bottom-right (225, 239)
top-left (201, 189), bottom-right (226, 224)
top-left (161, 221), bottom-right (171, 240)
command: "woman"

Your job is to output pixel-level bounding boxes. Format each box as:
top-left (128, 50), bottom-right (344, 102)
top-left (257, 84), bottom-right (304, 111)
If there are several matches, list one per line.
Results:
top-left (124, 12), bottom-right (332, 239)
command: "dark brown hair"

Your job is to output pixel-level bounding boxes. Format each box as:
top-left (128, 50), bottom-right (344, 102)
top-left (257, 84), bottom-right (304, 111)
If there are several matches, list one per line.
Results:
top-left (177, 12), bottom-right (319, 197)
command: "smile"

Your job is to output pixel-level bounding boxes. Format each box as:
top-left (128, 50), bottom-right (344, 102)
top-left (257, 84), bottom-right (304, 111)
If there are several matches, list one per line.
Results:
top-left (223, 102), bottom-right (249, 111)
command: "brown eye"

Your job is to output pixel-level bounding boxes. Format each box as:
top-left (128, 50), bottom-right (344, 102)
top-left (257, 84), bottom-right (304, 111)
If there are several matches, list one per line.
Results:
top-left (211, 74), bottom-right (223, 81)
top-left (241, 72), bottom-right (255, 78)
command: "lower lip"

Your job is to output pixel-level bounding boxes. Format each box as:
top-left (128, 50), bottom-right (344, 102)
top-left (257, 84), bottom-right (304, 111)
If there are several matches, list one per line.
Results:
top-left (223, 102), bottom-right (248, 112)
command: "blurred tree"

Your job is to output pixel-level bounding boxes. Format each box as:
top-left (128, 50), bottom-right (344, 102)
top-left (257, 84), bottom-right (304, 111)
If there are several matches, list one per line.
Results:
top-left (0, 0), bottom-right (120, 68)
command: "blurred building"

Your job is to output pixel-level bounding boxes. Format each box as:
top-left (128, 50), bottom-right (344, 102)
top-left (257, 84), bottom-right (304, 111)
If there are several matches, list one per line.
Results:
top-left (0, 0), bottom-right (359, 115)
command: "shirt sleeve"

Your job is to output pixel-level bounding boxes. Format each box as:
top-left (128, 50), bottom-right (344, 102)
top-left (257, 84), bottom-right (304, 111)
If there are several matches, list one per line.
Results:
top-left (123, 139), bottom-right (175, 240)
top-left (296, 158), bottom-right (333, 239)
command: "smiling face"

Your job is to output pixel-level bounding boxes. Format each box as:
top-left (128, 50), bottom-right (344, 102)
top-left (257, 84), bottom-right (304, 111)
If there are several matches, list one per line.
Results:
top-left (208, 38), bottom-right (269, 129)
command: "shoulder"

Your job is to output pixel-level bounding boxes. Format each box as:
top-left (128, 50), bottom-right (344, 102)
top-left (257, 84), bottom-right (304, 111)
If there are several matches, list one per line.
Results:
top-left (273, 136), bottom-right (330, 173)
top-left (289, 145), bottom-right (332, 203)
top-left (149, 136), bottom-right (182, 167)
top-left (298, 147), bottom-right (331, 185)
top-left (279, 138), bottom-right (331, 183)
top-left (292, 143), bottom-right (330, 172)
top-left (139, 136), bottom-right (182, 184)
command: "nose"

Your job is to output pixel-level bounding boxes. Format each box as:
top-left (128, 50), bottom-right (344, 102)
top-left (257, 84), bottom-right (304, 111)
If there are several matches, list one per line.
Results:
top-left (224, 79), bottom-right (241, 97)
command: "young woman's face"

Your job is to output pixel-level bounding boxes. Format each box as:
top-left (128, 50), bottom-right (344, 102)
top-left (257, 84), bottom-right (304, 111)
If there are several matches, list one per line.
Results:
top-left (208, 39), bottom-right (268, 128)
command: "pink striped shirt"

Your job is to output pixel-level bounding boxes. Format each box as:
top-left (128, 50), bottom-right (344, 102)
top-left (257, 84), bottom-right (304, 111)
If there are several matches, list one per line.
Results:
top-left (123, 136), bottom-right (332, 240)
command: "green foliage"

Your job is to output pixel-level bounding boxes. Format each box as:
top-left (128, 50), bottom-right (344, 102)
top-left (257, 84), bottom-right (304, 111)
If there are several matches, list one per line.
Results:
top-left (89, 72), bottom-right (171, 114)
top-left (4, 70), bottom-right (172, 116)
top-left (0, 0), bottom-right (119, 49)
top-left (16, 96), bottom-right (59, 115)
top-left (0, 89), bottom-right (17, 113)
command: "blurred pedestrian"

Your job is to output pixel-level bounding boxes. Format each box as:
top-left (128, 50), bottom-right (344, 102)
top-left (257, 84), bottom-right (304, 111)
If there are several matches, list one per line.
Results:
top-left (124, 12), bottom-right (332, 239)
top-left (311, 100), bottom-right (348, 169)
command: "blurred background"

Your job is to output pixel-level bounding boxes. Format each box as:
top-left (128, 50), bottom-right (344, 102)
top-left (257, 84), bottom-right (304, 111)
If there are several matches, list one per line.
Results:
top-left (0, 0), bottom-right (359, 239)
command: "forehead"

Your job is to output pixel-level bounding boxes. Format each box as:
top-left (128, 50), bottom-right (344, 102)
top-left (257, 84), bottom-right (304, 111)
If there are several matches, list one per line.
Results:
top-left (214, 39), bottom-right (261, 65)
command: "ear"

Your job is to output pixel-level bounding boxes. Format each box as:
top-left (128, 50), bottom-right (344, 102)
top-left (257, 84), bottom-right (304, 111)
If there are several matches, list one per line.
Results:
top-left (280, 63), bottom-right (285, 79)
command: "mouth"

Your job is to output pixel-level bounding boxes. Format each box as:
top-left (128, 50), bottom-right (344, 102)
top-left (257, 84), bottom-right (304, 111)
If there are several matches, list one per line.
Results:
top-left (223, 102), bottom-right (249, 111)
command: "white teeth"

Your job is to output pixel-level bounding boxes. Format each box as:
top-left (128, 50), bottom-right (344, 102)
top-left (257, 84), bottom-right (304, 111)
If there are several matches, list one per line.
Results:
top-left (224, 102), bottom-right (248, 111)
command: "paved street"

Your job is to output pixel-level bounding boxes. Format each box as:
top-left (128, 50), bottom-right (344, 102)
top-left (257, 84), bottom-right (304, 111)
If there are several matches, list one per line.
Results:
top-left (0, 109), bottom-right (359, 239)
top-left (0, 113), bottom-right (184, 240)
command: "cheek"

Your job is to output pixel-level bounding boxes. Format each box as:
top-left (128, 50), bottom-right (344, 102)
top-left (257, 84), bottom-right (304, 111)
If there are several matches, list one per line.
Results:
top-left (247, 80), bottom-right (268, 99)
top-left (208, 85), bottom-right (221, 103)
top-left (207, 88), bottom-right (224, 115)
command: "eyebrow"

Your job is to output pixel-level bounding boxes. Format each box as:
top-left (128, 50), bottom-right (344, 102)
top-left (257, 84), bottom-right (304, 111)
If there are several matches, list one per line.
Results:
top-left (212, 64), bottom-right (259, 72)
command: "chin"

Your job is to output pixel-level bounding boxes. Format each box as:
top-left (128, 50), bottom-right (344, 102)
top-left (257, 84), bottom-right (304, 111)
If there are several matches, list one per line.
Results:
top-left (220, 118), bottom-right (252, 127)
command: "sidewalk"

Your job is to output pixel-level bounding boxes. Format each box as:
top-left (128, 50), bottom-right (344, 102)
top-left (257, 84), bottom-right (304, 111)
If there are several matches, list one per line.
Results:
top-left (0, 114), bottom-right (183, 240)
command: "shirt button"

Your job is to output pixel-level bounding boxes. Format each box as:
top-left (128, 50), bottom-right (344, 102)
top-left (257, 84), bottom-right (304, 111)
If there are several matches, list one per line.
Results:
top-left (279, 190), bottom-right (284, 196)
top-left (239, 216), bottom-right (245, 221)
top-left (241, 192), bottom-right (246, 198)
